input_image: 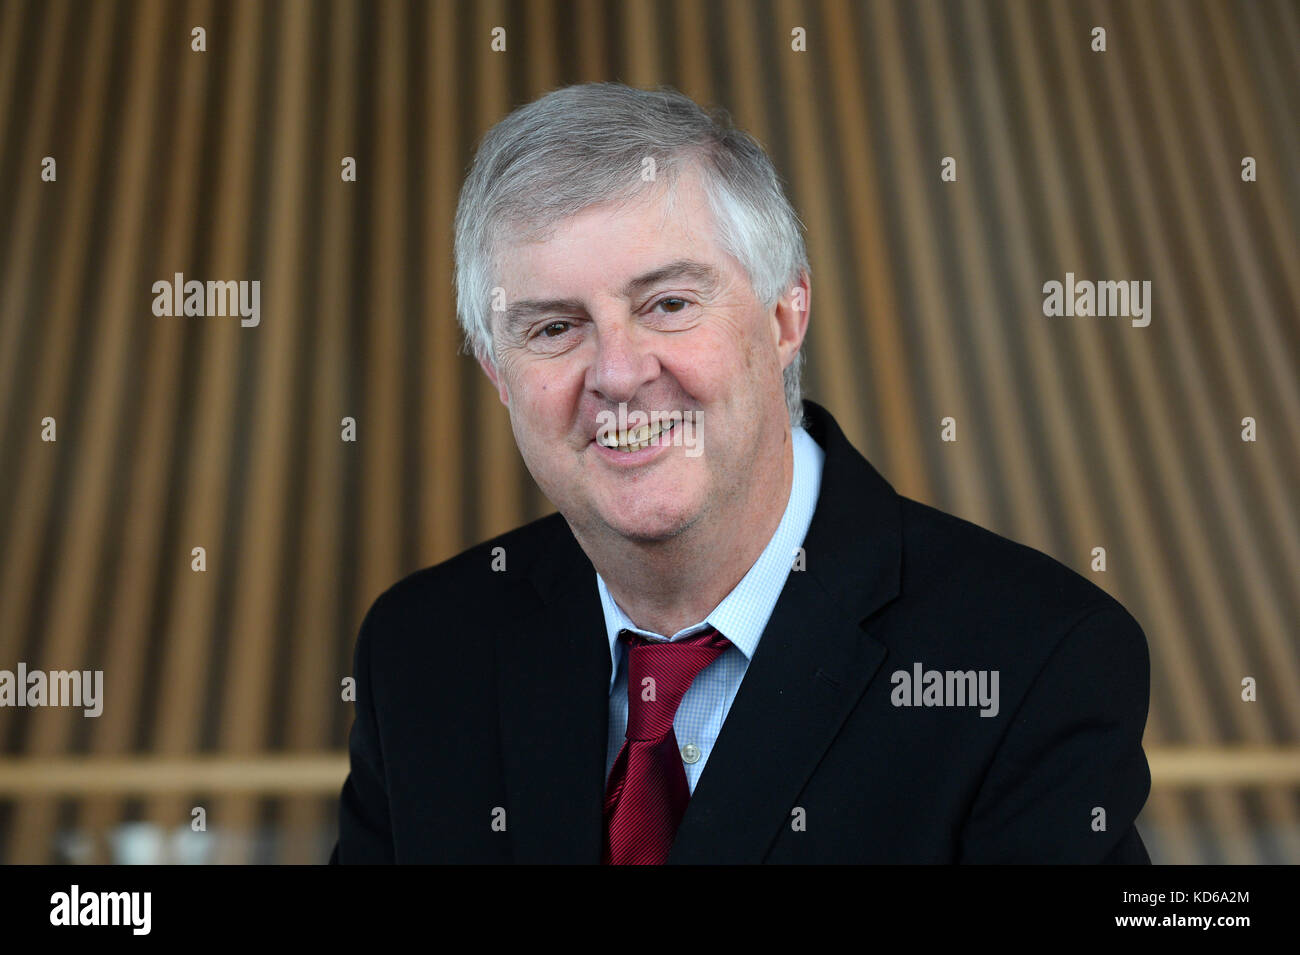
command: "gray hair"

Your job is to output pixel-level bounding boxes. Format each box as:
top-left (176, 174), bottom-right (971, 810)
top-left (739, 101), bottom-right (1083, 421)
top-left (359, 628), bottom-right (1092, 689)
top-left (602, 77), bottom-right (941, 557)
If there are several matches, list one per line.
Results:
top-left (453, 82), bottom-right (809, 430)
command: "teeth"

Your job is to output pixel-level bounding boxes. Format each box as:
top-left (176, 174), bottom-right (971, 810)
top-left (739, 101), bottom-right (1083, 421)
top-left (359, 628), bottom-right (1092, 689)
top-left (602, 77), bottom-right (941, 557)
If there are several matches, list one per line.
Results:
top-left (599, 417), bottom-right (678, 451)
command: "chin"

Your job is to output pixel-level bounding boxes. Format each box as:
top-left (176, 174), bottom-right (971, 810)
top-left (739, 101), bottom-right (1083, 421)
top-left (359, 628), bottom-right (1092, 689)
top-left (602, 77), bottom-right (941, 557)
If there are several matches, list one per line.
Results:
top-left (602, 505), bottom-right (697, 544)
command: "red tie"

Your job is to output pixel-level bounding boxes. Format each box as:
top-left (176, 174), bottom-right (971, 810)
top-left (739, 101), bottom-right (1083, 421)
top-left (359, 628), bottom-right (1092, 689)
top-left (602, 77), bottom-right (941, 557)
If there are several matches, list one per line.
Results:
top-left (602, 625), bottom-right (732, 865)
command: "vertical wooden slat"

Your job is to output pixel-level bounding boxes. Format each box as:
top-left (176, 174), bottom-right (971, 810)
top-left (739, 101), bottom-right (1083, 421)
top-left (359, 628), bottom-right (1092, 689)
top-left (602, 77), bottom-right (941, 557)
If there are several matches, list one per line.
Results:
top-left (421, 0), bottom-right (466, 563)
top-left (0, 0), bottom-right (28, 169)
top-left (672, 0), bottom-right (714, 102)
top-left (355, 0), bottom-right (408, 611)
top-left (623, 0), bottom-right (660, 88)
top-left (0, 0), bottom-right (77, 665)
top-left (574, 0), bottom-right (609, 81)
top-left (0, 0), bottom-right (61, 431)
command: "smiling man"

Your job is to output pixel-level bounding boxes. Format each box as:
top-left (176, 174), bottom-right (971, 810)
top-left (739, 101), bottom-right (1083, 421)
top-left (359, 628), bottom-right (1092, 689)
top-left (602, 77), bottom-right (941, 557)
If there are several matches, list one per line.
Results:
top-left (331, 82), bottom-right (1153, 864)
top-left (483, 163), bottom-right (803, 641)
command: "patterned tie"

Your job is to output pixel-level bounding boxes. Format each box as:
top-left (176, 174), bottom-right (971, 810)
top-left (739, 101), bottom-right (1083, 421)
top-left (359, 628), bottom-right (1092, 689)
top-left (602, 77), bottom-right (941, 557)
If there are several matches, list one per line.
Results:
top-left (603, 625), bottom-right (732, 865)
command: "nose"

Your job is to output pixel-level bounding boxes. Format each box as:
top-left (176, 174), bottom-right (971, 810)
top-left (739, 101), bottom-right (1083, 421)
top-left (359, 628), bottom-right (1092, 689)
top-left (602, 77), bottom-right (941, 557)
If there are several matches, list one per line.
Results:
top-left (587, 315), bottom-right (661, 404)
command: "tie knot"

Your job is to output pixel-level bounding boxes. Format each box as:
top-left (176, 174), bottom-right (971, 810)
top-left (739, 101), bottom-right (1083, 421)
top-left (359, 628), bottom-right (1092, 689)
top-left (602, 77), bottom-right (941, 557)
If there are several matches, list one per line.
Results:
top-left (621, 626), bottom-right (731, 741)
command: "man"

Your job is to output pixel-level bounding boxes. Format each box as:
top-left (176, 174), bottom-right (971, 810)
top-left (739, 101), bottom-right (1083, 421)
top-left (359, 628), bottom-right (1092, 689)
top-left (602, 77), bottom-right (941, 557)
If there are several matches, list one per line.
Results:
top-left (331, 82), bottom-right (1152, 864)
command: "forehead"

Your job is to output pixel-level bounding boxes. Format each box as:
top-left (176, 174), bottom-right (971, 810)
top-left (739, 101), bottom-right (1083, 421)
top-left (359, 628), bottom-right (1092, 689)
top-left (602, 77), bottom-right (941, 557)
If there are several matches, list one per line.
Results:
top-left (495, 166), bottom-right (726, 295)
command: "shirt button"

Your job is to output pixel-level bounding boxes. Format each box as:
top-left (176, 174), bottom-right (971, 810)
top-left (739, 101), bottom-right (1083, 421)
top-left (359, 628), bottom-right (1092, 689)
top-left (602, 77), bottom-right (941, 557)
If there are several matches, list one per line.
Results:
top-left (681, 743), bottom-right (701, 764)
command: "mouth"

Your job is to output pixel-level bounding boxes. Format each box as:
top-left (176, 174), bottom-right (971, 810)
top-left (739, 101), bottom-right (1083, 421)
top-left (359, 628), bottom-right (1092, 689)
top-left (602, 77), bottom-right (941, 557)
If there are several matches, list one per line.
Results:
top-left (593, 416), bottom-right (680, 453)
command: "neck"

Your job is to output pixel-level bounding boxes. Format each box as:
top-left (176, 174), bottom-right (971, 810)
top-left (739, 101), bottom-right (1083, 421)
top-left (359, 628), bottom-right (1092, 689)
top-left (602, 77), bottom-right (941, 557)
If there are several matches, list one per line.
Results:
top-left (580, 427), bottom-right (795, 637)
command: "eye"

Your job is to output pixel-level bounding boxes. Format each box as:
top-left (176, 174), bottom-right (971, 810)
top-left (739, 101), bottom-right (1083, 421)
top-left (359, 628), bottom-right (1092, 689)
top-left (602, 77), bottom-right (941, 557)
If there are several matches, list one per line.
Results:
top-left (538, 321), bottom-right (571, 338)
top-left (653, 297), bottom-right (689, 313)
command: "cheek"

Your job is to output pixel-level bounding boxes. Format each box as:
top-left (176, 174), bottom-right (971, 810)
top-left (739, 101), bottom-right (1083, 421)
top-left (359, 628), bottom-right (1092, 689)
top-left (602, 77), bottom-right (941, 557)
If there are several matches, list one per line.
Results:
top-left (683, 322), bottom-right (762, 390)
top-left (517, 364), bottom-right (573, 426)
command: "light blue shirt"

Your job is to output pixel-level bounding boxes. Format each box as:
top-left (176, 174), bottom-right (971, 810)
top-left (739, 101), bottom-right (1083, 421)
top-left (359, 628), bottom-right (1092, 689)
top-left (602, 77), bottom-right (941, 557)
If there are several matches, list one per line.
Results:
top-left (597, 425), bottom-right (826, 793)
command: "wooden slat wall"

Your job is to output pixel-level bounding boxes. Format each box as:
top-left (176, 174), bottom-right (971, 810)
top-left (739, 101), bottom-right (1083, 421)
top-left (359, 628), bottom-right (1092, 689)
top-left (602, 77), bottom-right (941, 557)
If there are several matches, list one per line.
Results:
top-left (0, 0), bottom-right (1296, 864)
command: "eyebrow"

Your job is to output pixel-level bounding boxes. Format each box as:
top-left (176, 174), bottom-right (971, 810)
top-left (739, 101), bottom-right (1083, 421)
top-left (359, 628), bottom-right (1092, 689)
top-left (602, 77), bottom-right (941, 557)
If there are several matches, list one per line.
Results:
top-left (499, 259), bottom-right (721, 336)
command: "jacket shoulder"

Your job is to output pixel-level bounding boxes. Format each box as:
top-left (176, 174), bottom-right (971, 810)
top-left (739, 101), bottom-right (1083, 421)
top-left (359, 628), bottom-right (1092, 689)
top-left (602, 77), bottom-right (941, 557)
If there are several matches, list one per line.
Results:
top-left (375, 510), bottom-right (567, 609)
top-left (353, 511), bottom-right (570, 666)
top-left (895, 495), bottom-right (1139, 631)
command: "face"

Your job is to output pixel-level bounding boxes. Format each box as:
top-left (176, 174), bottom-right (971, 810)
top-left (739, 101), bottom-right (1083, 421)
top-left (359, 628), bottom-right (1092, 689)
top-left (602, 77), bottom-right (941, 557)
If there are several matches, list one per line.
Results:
top-left (480, 165), bottom-right (808, 548)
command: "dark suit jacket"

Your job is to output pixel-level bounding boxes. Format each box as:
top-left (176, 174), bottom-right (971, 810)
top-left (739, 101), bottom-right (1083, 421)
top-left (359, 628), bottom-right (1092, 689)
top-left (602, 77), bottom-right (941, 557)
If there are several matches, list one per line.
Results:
top-left (331, 399), bottom-right (1152, 863)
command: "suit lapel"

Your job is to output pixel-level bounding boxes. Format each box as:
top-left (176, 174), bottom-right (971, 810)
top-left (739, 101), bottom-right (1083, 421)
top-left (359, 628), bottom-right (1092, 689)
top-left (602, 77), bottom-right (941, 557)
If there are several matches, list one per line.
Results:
top-left (495, 520), bottom-right (610, 863)
top-left (667, 573), bottom-right (888, 863)
top-left (668, 400), bottom-right (904, 863)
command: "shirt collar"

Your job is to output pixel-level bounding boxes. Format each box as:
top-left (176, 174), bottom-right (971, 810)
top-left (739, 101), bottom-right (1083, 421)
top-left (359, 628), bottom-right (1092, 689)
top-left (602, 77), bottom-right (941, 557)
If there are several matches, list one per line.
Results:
top-left (595, 425), bottom-right (826, 692)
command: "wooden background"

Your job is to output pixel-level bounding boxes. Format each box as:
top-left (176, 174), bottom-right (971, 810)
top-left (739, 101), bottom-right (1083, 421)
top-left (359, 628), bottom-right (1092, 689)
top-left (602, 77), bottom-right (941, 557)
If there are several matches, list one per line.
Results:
top-left (0, 0), bottom-right (1296, 863)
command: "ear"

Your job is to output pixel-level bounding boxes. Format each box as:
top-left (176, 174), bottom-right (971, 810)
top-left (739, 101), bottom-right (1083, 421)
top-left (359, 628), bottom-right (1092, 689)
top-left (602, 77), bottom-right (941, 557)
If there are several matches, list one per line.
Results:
top-left (772, 269), bottom-right (811, 369)
top-left (478, 354), bottom-right (510, 406)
